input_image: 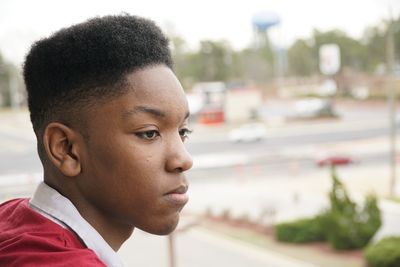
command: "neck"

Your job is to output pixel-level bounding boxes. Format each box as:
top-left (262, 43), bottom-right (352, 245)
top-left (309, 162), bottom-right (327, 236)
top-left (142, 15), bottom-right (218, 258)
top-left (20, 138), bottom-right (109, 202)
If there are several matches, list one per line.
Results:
top-left (69, 194), bottom-right (135, 251)
top-left (47, 177), bottom-right (134, 251)
top-left (86, 214), bottom-right (134, 251)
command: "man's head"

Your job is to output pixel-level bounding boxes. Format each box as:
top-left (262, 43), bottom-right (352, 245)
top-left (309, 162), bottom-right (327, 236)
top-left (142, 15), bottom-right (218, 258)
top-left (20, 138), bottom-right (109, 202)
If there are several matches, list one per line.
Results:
top-left (24, 14), bottom-right (172, 157)
top-left (23, 14), bottom-right (193, 242)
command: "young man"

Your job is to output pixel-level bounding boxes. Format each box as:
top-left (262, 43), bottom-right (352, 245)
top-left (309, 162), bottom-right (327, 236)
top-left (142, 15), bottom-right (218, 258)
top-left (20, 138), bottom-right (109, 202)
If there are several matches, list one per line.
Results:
top-left (0, 14), bottom-right (193, 266)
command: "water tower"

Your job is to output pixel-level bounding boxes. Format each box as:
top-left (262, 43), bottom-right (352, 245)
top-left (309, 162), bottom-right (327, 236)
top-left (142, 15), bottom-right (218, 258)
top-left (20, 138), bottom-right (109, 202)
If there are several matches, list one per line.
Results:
top-left (251, 11), bottom-right (284, 90)
top-left (252, 11), bottom-right (280, 49)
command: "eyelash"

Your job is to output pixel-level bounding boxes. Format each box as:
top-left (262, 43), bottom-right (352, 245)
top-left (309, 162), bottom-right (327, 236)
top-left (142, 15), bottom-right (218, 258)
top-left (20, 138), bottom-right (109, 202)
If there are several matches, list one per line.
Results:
top-left (135, 130), bottom-right (160, 140)
top-left (179, 128), bottom-right (193, 141)
top-left (135, 128), bottom-right (193, 141)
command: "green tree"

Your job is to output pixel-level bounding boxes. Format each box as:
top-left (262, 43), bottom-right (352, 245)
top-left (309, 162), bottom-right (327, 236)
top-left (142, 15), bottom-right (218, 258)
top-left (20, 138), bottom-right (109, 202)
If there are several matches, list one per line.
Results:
top-left (363, 25), bottom-right (386, 72)
top-left (285, 29), bottom-right (368, 77)
top-left (287, 39), bottom-right (316, 76)
top-left (312, 29), bottom-right (368, 72)
top-left (170, 35), bottom-right (195, 90)
top-left (196, 40), bottom-right (233, 81)
top-left (0, 52), bottom-right (24, 107)
top-left (0, 54), bottom-right (12, 106)
top-left (235, 48), bottom-right (272, 83)
top-left (171, 39), bottom-right (235, 88)
top-left (362, 16), bottom-right (400, 73)
top-left (321, 166), bottom-right (381, 250)
top-left (169, 17), bottom-right (400, 88)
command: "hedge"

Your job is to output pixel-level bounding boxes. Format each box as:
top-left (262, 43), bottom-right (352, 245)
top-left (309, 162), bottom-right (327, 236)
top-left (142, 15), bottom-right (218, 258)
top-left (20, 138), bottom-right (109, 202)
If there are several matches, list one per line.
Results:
top-left (275, 216), bottom-right (325, 243)
top-left (365, 237), bottom-right (400, 267)
top-left (274, 166), bottom-right (381, 250)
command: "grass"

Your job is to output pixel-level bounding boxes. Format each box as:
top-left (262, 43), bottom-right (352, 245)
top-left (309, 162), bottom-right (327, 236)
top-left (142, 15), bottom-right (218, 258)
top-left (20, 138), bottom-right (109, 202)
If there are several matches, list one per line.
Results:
top-left (387, 197), bottom-right (400, 203)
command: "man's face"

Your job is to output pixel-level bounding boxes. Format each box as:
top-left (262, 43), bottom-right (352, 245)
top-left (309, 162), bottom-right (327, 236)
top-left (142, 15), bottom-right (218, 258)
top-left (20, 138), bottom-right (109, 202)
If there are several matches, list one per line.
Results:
top-left (77, 65), bottom-right (193, 235)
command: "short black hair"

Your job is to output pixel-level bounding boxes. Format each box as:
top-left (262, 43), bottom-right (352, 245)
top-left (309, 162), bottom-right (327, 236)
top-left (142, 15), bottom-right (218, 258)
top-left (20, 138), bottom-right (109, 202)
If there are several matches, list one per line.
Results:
top-left (23, 14), bottom-right (172, 140)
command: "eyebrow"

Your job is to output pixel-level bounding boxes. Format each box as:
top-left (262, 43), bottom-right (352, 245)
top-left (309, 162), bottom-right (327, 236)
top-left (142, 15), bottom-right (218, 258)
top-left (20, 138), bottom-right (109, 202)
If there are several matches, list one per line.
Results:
top-left (122, 106), bottom-right (190, 121)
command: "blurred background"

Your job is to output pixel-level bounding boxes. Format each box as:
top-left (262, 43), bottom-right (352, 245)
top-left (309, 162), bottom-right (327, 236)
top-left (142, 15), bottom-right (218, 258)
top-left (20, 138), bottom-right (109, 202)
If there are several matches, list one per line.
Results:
top-left (1, 0), bottom-right (400, 266)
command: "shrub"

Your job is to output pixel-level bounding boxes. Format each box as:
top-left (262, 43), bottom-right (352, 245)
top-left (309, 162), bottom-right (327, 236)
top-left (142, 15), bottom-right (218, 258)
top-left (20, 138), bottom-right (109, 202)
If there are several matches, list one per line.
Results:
top-left (273, 166), bottom-right (382, 250)
top-left (321, 166), bottom-right (381, 250)
top-left (275, 216), bottom-right (325, 243)
top-left (365, 237), bottom-right (400, 267)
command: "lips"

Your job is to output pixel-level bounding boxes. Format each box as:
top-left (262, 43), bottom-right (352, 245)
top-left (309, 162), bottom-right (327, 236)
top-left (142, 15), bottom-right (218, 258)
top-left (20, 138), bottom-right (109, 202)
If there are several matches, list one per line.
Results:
top-left (166, 185), bottom-right (188, 195)
top-left (164, 185), bottom-right (189, 206)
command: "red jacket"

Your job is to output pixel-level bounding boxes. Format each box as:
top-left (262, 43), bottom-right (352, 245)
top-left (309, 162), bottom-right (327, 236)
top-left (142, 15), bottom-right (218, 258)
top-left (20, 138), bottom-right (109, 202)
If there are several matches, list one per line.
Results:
top-left (0, 198), bottom-right (107, 266)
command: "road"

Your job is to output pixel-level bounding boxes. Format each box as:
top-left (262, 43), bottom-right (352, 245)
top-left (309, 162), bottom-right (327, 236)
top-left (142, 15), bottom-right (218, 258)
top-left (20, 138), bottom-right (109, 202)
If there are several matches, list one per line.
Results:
top-left (188, 123), bottom-right (394, 154)
top-left (0, 111), bottom-right (395, 175)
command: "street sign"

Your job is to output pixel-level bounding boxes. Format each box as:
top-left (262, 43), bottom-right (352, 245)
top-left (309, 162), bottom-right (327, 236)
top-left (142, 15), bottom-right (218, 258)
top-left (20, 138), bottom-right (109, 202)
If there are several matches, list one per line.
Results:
top-left (319, 44), bottom-right (341, 75)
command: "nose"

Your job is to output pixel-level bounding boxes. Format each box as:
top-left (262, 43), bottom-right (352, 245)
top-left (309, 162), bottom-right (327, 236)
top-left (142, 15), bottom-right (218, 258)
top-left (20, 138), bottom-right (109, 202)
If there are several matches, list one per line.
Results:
top-left (165, 134), bottom-right (193, 173)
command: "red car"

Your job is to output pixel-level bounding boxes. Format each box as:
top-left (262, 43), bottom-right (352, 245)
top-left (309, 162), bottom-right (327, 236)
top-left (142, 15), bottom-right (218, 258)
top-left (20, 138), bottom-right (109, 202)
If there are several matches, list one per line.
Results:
top-left (317, 156), bottom-right (354, 167)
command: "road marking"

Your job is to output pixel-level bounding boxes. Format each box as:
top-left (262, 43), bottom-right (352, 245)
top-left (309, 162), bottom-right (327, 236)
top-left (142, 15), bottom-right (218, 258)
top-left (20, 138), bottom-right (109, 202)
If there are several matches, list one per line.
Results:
top-left (192, 153), bottom-right (249, 169)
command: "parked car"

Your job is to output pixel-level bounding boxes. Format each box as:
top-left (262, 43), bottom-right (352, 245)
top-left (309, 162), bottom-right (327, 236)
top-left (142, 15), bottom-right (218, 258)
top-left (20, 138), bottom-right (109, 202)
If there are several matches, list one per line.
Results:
top-left (228, 123), bottom-right (267, 142)
top-left (317, 155), bottom-right (354, 167)
top-left (293, 98), bottom-right (336, 119)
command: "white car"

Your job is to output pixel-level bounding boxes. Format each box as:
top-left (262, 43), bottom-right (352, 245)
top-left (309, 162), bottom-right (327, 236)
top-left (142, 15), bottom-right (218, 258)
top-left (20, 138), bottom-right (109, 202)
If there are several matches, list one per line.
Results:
top-left (228, 123), bottom-right (267, 142)
top-left (294, 98), bottom-right (335, 118)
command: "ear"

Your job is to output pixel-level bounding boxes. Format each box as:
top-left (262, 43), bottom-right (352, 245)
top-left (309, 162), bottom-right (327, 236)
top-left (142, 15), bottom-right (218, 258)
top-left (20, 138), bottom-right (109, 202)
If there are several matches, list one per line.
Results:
top-left (43, 122), bottom-right (83, 177)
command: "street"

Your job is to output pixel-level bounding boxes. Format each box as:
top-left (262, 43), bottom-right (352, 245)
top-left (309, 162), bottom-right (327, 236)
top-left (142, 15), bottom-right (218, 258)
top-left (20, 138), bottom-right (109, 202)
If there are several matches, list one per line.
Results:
top-left (0, 104), bottom-right (396, 175)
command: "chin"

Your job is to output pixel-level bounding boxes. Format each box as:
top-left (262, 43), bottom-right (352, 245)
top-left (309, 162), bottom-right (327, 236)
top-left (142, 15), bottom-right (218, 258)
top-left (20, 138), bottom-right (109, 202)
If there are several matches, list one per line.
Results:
top-left (144, 216), bottom-right (180, 236)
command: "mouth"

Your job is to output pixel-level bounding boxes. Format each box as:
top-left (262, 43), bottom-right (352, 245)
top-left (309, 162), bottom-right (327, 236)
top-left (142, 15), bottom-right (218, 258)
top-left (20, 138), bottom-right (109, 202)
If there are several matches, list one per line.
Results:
top-left (164, 184), bottom-right (189, 206)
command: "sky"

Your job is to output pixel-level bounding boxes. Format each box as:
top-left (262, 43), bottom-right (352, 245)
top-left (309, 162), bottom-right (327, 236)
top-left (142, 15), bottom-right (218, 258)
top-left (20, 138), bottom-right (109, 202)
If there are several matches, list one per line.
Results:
top-left (0, 0), bottom-right (399, 66)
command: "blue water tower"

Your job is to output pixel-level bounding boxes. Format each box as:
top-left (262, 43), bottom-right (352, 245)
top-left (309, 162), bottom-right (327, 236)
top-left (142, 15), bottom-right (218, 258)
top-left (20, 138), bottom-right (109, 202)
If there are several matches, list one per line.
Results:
top-left (252, 11), bottom-right (280, 32)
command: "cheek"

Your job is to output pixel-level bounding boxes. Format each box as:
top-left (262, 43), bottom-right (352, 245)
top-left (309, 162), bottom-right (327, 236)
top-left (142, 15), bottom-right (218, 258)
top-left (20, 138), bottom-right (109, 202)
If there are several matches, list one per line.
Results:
top-left (145, 154), bottom-right (154, 164)
top-left (84, 134), bottom-right (166, 195)
top-left (125, 152), bottom-right (164, 190)
top-left (88, 134), bottom-right (139, 169)
top-left (95, 143), bottom-right (164, 192)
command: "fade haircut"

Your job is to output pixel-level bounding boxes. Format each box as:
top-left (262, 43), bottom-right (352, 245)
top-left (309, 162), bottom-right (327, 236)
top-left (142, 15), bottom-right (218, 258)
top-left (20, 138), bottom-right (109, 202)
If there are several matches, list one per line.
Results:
top-left (23, 14), bottom-right (172, 161)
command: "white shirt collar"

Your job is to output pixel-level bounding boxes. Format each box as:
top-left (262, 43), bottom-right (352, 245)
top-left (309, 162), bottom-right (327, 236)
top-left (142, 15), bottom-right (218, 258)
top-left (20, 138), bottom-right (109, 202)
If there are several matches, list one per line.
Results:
top-left (29, 182), bottom-right (126, 267)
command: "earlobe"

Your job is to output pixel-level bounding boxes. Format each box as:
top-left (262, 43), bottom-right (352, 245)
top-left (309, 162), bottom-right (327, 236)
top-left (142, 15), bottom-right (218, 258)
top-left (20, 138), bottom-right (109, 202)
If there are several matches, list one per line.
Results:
top-left (43, 123), bottom-right (82, 177)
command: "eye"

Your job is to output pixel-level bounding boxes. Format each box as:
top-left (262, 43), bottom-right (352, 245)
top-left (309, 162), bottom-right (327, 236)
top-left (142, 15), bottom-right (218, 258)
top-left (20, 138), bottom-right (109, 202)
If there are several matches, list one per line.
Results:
top-left (135, 130), bottom-right (160, 140)
top-left (179, 128), bottom-right (193, 141)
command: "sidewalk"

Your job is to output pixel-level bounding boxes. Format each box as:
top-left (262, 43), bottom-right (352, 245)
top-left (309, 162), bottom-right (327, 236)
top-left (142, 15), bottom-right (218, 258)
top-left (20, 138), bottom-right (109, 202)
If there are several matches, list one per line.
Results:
top-left (118, 216), bottom-right (318, 267)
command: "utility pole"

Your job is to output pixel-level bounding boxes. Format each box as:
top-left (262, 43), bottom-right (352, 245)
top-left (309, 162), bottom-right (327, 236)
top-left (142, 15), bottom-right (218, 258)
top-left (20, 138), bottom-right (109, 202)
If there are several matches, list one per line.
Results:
top-left (8, 74), bottom-right (19, 109)
top-left (386, 12), bottom-right (397, 197)
top-left (167, 233), bottom-right (176, 267)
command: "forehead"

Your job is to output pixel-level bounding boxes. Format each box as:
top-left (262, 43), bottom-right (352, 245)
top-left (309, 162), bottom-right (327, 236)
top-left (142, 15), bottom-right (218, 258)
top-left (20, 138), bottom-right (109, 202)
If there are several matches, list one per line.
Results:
top-left (126, 65), bottom-right (186, 102)
top-left (89, 65), bottom-right (189, 122)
